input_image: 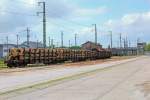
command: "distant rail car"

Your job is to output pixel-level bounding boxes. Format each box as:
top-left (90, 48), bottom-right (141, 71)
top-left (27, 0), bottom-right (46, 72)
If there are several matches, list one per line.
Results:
top-left (5, 48), bottom-right (112, 67)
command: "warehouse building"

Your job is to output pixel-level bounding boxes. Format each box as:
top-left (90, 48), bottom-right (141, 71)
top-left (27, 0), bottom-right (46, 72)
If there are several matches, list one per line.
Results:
top-left (0, 41), bottom-right (43, 58)
top-left (20, 41), bottom-right (43, 48)
top-left (0, 44), bottom-right (17, 58)
top-left (81, 41), bottom-right (102, 50)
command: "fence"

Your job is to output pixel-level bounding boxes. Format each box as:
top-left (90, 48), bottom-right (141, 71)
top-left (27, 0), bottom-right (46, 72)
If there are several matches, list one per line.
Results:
top-left (145, 51), bottom-right (150, 56)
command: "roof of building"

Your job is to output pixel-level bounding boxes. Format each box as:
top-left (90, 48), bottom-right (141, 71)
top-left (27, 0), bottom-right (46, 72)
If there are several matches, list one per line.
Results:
top-left (21, 41), bottom-right (43, 48)
top-left (0, 44), bottom-right (17, 47)
top-left (82, 41), bottom-right (102, 46)
top-left (0, 41), bottom-right (44, 48)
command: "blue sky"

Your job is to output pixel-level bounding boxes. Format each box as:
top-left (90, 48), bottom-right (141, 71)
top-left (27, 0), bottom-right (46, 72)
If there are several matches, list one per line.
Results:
top-left (0, 0), bottom-right (150, 47)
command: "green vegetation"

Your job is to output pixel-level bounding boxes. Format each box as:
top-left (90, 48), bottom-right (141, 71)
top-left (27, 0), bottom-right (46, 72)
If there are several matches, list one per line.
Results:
top-left (0, 59), bottom-right (7, 68)
top-left (70, 46), bottom-right (81, 49)
top-left (144, 43), bottom-right (150, 51)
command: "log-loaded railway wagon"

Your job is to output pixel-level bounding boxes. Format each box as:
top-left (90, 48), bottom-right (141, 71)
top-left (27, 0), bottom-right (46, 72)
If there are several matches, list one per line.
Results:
top-left (5, 48), bottom-right (111, 67)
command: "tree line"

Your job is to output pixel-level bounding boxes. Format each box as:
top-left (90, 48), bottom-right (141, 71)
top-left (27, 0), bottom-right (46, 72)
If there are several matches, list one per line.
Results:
top-left (144, 43), bottom-right (150, 51)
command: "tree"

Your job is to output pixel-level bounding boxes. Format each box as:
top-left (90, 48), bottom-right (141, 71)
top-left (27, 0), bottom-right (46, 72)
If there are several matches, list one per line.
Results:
top-left (70, 46), bottom-right (81, 50)
top-left (144, 43), bottom-right (150, 51)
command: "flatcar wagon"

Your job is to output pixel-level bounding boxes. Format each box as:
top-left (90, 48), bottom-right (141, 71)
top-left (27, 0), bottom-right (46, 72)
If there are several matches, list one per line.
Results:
top-left (5, 48), bottom-right (112, 67)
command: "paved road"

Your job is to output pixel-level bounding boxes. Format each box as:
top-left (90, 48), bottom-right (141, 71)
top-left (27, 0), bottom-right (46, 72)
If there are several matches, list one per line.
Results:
top-left (1, 56), bottom-right (150, 100)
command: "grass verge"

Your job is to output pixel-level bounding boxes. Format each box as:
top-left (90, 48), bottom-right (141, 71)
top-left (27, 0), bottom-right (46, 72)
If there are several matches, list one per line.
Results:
top-left (0, 59), bottom-right (7, 69)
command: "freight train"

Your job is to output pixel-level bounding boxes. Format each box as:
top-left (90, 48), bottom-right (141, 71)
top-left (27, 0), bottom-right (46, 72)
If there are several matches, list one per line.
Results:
top-left (5, 48), bottom-right (112, 67)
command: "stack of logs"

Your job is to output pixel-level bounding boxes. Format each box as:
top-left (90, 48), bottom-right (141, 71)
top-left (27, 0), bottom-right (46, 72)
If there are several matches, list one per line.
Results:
top-left (6, 48), bottom-right (111, 67)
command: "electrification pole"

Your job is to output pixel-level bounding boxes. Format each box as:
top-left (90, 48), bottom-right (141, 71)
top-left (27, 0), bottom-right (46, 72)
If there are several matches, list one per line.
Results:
top-left (49, 36), bottom-right (51, 48)
top-left (26, 27), bottom-right (30, 48)
top-left (123, 38), bottom-right (126, 49)
top-left (37, 40), bottom-right (39, 48)
top-left (109, 31), bottom-right (113, 49)
top-left (126, 37), bottom-right (128, 48)
top-left (75, 33), bottom-right (77, 46)
top-left (69, 40), bottom-right (71, 48)
top-left (93, 24), bottom-right (97, 44)
top-left (37, 2), bottom-right (46, 48)
top-left (61, 31), bottom-right (63, 48)
top-left (129, 40), bottom-right (131, 48)
top-left (51, 39), bottom-right (54, 48)
top-left (6, 36), bottom-right (8, 60)
top-left (17, 34), bottom-right (19, 48)
top-left (120, 33), bottom-right (122, 48)
top-left (123, 38), bottom-right (126, 55)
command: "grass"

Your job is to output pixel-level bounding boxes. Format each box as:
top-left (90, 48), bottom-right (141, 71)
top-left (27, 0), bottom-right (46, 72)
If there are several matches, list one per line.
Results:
top-left (0, 59), bottom-right (7, 69)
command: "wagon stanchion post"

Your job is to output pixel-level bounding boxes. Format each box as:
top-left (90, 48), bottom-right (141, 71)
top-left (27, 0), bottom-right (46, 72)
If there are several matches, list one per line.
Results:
top-left (48, 49), bottom-right (50, 64)
top-left (39, 49), bottom-right (41, 63)
top-left (52, 49), bottom-right (53, 63)
top-left (74, 50), bottom-right (75, 62)
top-left (23, 48), bottom-right (26, 66)
top-left (43, 49), bottom-right (45, 64)
top-left (62, 49), bottom-right (64, 62)
top-left (54, 49), bottom-right (56, 63)
top-left (17, 48), bottom-right (20, 67)
top-left (34, 49), bottom-right (36, 64)
top-left (70, 49), bottom-right (72, 61)
top-left (29, 49), bottom-right (31, 65)
top-left (75, 50), bottom-right (77, 62)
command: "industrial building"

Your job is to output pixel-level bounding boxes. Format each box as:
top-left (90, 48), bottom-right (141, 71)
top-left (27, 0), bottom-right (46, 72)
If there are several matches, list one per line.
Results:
top-left (20, 41), bottom-right (43, 48)
top-left (81, 41), bottom-right (102, 50)
top-left (0, 44), bottom-right (17, 58)
top-left (0, 41), bottom-right (43, 58)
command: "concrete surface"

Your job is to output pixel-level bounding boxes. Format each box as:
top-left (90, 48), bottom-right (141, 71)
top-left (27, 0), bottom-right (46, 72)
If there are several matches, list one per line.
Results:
top-left (0, 57), bottom-right (138, 93)
top-left (0, 56), bottom-right (150, 100)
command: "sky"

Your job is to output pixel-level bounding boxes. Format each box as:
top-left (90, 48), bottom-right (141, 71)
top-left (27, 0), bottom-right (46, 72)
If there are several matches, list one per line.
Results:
top-left (0, 0), bottom-right (150, 47)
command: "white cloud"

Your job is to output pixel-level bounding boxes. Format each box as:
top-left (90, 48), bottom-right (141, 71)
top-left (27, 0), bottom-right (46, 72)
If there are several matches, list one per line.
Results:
top-left (66, 6), bottom-right (108, 21)
top-left (0, 0), bottom-right (74, 33)
top-left (77, 27), bottom-right (93, 35)
top-left (74, 6), bottom-right (107, 17)
top-left (104, 11), bottom-right (150, 33)
top-left (0, 0), bottom-right (108, 33)
top-left (103, 11), bottom-right (150, 42)
top-left (0, 0), bottom-right (38, 33)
